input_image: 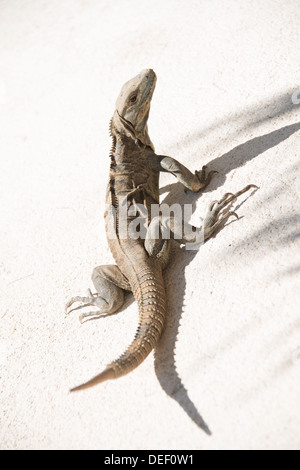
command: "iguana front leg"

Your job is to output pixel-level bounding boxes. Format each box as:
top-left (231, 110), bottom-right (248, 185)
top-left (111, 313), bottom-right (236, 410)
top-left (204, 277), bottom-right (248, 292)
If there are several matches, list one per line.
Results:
top-left (154, 155), bottom-right (217, 192)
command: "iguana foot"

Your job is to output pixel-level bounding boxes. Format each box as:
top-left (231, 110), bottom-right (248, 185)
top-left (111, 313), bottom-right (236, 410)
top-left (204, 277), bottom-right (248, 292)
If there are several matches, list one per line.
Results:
top-left (65, 288), bottom-right (94, 311)
top-left (203, 184), bottom-right (258, 239)
top-left (65, 291), bottom-right (110, 322)
top-left (195, 165), bottom-right (218, 190)
top-left (65, 265), bottom-right (128, 323)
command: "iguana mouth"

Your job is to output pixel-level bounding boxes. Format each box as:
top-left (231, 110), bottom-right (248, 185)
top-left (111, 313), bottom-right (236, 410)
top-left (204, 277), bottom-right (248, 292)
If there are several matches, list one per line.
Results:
top-left (117, 111), bottom-right (149, 146)
top-left (117, 112), bottom-right (135, 131)
top-left (144, 72), bottom-right (157, 99)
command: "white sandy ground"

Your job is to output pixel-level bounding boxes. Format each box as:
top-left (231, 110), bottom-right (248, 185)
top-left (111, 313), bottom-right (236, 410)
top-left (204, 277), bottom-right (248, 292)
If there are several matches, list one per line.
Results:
top-left (0, 0), bottom-right (300, 450)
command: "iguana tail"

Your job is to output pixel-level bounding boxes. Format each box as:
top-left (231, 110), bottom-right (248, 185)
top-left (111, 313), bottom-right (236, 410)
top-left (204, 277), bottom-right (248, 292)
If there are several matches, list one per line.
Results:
top-left (70, 266), bottom-right (167, 392)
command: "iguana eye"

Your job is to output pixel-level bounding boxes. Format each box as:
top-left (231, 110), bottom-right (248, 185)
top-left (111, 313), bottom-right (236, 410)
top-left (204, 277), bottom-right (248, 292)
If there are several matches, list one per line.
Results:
top-left (130, 95), bottom-right (137, 103)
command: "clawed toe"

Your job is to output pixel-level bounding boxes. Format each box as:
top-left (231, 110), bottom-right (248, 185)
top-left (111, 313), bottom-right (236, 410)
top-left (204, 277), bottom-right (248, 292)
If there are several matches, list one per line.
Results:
top-left (196, 165), bottom-right (218, 189)
top-left (65, 296), bottom-right (94, 314)
top-left (65, 291), bottom-right (110, 324)
top-left (218, 211), bottom-right (239, 222)
top-left (79, 310), bottom-right (107, 323)
top-left (203, 184), bottom-right (258, 240)
top-left (210, 192), bottom-right (234, 212)
top-left (212, 184), bottom-right (258, 216)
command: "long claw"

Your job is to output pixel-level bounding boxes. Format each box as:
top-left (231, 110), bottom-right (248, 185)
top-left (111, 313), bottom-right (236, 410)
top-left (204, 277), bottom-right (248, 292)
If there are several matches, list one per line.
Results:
top-left (67, 302), bottom-right (96, 315)
top-left (65, 292), bottom-right (109, 323)
top-left (216, 209), bottom-right (236, 222)
top-left (65, 296), bottom-right (93, 314)
top-left (223, 192), bottom-right (234, 199)
top-left (195, 166), bottom-right (218, 189)
top-left (79, 311), bottom-right (103, 323)
top-left (203, 183), bottom-right (257, 241)
top-left (217, 192), bottom-right (234, 206)
top-left (65, 292), bottom-right (104, 315)
top-left (209, 200), bottom-right (219, 211)
top-left (214, 185), bottom-right (258, 214)
top-left (227, 211), bottom-right (239, 220)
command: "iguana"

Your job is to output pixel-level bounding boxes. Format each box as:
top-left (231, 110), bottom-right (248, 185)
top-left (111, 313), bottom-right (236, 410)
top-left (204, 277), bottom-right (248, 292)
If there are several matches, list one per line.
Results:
top-left (66, 69), bottom-right (256, 391)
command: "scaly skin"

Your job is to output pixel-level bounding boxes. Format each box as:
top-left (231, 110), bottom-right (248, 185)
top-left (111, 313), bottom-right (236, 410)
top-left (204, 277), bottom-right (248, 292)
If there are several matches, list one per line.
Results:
top-left (66, 69), bottom-right (257, 391)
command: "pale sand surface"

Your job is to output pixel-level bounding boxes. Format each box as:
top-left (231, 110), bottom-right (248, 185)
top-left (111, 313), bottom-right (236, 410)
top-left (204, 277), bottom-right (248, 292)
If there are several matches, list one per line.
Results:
top-left (0, 0), bottom-right (300, 449)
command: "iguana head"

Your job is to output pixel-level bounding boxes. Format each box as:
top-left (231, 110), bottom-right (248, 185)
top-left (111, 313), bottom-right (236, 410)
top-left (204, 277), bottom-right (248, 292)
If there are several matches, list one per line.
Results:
top-left (112, 69), bottom-right (157, 150)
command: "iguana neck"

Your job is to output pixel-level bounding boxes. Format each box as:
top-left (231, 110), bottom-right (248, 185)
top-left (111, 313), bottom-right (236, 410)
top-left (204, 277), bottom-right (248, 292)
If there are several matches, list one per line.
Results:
top-left (113, 134), bottom-right (143, 165)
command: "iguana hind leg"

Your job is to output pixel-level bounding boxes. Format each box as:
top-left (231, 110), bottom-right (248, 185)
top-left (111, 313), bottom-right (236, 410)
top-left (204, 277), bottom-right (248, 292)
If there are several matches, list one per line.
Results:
top-left (65, 265), bottom-right (131, 323)
top-left (202, 184), bottom-right (258, 241)
top-left (145, 184), bottom-right (257, 249)
top-left (180, 184), bottom-right (257, 246)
